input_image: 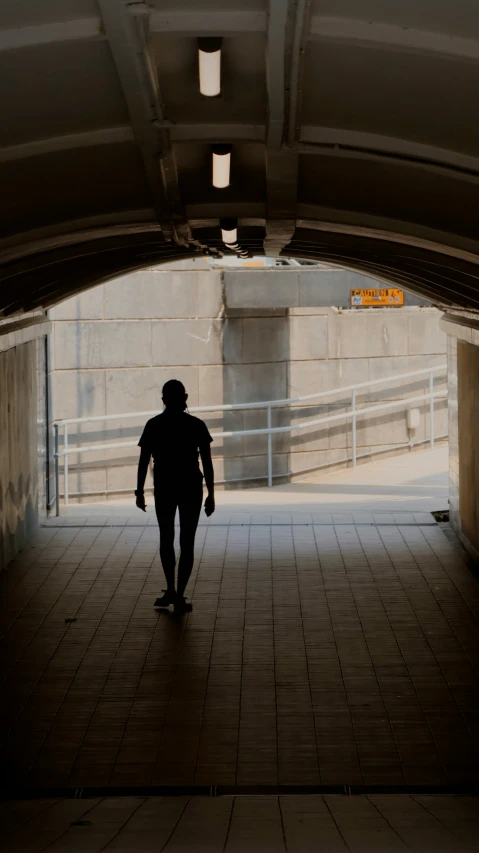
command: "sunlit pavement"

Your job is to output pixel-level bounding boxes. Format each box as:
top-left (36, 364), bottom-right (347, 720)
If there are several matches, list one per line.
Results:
top-left (46, 445), bottom-right (449, 528)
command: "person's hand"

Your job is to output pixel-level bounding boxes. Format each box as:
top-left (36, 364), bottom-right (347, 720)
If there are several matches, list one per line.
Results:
top-left (136, 492), bottom-right (147, 512)
top-left (204, 494), bottom-right (215, 517)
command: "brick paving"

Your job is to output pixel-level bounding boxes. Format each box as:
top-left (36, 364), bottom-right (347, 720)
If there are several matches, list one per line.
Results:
top-left (1, 509), bottom-right (479, 793)
top-left (2, 794), bottom-right (479, 852)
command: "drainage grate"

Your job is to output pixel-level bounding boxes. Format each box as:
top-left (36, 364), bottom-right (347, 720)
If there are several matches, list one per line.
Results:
top-left (3, 783), bottom-right (479, 800)
top-left (42, 521), bottom-right (439, 529)
top-left (432, 510), bottom-right (449, 522)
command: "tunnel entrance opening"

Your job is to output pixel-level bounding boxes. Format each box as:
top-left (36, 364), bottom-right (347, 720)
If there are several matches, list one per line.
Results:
top-left (38, 256), bottom-right (447, 511)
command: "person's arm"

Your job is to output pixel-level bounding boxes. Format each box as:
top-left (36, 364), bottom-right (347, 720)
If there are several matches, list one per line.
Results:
top-left (200, 443), bottom-right (215, 516)
top-left (136, 444), bottom-right (151, 512)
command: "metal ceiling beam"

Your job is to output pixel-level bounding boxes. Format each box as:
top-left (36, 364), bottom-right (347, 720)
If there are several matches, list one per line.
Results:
top-left (170, 124), bottom-right (265, 143)
top-left (309, 16), bottom-right (479, 62)
top-left (299, 127), bottom-right (479, 175)
top-left (295, 213), bottom-right (479, 268)
top-left (0, 127), bottom-right (135, 163)
top-left (0, 18), bottom-right (103, 51)
top-left (0, 215), bottom-right (160, 265)
top-left (149, 10), bottom-right (267, 35)
top-left (264, 0), bottom-right (303, 257)
top-left (189, 217), bottom-right (265, 230)
top-left (298, 142), bottom-right (479, 187)
top-left (186, 202), bottom-right (265, 219)
top-left (98, 0), bottom-right (184, 241)
top-left (0, 124), bottom-right (265, 165)
top-left (263, 150), bottom-right (298, 256)
top-left (0, 8), bottom-right (267, 54)
top-left (1, 235), bottom-right (182, 284)
top-left (0, 7), bottom-right (268, 54)
top-left (6, 122), bottom-right (479, 176)
top-left (287, 0), bottom-right (311, 147)
top-left (265, 0), bottom-right (288, 149)
top-left (4, 11), bottom-right (477, 60)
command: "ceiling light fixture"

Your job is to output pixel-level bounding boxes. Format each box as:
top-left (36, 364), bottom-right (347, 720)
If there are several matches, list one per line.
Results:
top-left (212, 144), bottom-right (232, 188)
top-left (198, 37), bottom-right (223, 97)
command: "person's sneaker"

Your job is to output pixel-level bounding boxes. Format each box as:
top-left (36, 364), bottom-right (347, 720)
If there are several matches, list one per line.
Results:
top-left (154, 589), bottom-right (175, 608)
top-left (174, 595), bottom-right (193, 615)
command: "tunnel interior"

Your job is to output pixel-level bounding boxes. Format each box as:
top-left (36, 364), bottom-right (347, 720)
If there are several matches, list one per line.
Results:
top-left (2, 0), bottom-right (479, 834)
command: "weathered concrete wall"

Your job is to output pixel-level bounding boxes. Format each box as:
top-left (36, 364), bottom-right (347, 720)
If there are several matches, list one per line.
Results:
top-left (442, 314), bottom-right (479, 562)
top-left (287, 306), bottom-right (447, 475)
top-left (48, 262), bottom-right (447, 498)
top-left (0, 318), bottom-right (49, 569)
top-left (457, 341), bottom-right (479, 552)
top-left (223, 267), bottom-right (429, 309)
top-left (446, 334), bottom-right (460, 536)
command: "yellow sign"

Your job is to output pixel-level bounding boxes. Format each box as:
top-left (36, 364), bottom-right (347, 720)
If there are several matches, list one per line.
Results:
top-left (350, 288), bottom-right (404, 307)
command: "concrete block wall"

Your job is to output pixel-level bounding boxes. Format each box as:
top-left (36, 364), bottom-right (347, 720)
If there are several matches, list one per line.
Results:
top-left (0, 318), bottom-right (49, 569)
top-left (223, 267), bottom-right (429, 310)
top-left (48, 261), bottom-right (447, 499)
top-left (287, 306), bottom-right (447, 476)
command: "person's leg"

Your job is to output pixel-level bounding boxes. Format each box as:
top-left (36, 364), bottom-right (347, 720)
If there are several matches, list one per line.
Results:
top-left (154, 491), bottom-right (178, 603)
top-left (176, 481), bottom-right (203, 602)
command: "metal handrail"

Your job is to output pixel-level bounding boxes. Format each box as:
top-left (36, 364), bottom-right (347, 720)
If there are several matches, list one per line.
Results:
top-left (53, 364), bottom-right (448, 514)
top-left (53, 364), bottom-right (447, 425)
top-left (55, 390), bottom-right (447, 451)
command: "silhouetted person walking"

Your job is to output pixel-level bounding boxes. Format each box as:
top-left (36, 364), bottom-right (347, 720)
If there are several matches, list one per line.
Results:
top-left (135, 379), bottom-right (215, 614)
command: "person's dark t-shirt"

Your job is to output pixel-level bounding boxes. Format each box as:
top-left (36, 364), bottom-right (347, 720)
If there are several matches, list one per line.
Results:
top-left (138, 411), bottom-right (213, 486)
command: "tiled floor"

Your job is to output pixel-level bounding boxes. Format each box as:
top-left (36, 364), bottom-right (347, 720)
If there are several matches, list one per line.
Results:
top-left (2, 794), bottom-right (479, 852)
top-left (1, 500), bottom-right (479, 792)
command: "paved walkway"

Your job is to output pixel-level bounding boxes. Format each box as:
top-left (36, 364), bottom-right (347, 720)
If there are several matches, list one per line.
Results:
top-left (2, 794), bottom-right (479, 852)
top-left (2, 448), bottom-right (479, 797)
top-left (3, 446), bottom-right (479, 849)
top-left (47, 445), bottom-right (449, 528)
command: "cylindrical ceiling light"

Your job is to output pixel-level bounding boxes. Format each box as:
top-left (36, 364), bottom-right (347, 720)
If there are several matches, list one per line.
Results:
top-left (198, 37), bottom-right (223, 97)
top-left (220, 217), bottom-right (238, 245)
top-left (212, 143), bottom-right (232, 188)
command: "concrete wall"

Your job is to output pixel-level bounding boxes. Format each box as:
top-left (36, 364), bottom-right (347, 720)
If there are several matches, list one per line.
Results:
top-left (0, 318), bottom-right (49, 569)
top-left (446, 334), bottom-right (460, 536)
top-left (442, 314), bottom-right (479, 562)
top-left (457, 341), bottom-right (479, 550)
top-left (287, 305), bottom-right (447, 475)
top-left (48, 262), bottom-right (447, 498)
top-left (223, 266), bottom-right (429, 310)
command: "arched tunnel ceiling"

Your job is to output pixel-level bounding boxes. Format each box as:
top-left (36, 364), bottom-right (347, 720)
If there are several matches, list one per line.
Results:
top-left (2, 0), bottom-right (479, 314)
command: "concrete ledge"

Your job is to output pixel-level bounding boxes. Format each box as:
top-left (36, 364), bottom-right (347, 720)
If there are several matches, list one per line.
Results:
top-left (0, 315), bottom-right (51, 352)
top-left (441, 312), bottom-right (479, 347)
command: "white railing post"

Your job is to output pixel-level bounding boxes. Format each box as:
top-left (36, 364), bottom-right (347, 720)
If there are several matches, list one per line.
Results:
top-left (64, 423), bottom-right (69, 506)
top-left (351, 389), bottom-right (357, 467)
top-left (267, 405), bottom-right (273, 487)
top-left (54, 423), bottom-right (60, 517)
top-left (429, 370), bottom-right (435, 449)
